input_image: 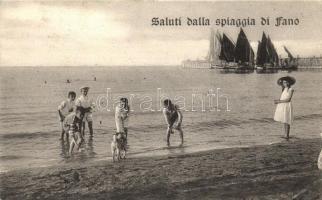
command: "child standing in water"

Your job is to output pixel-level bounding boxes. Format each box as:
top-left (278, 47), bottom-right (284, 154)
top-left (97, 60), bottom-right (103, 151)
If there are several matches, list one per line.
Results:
top-left (75, 86), bottom-right (95, 137)
top-left (58, 91), bottom-right (76, 140)
top-left (274, 76), bottom-right (295, 140)
top-left (63, 107), bottom-right (85, 153)
top-left (163, 99), bottom-right (183, 146)
top-left (115, 98), bottom-right (130, 139)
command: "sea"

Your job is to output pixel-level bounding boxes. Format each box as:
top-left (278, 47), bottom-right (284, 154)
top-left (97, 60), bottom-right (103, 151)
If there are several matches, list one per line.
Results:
top-left (0, 66), bottom-right (321, 173)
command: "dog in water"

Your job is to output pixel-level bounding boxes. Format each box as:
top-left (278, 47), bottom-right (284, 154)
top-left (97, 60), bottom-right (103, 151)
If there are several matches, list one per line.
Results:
top-left (111, 132), bottom-right (127, 162)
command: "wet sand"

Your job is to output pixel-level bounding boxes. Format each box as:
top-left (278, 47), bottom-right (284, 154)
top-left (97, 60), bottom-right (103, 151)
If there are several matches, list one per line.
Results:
top-left (1, 138), bottom-right (321, 200)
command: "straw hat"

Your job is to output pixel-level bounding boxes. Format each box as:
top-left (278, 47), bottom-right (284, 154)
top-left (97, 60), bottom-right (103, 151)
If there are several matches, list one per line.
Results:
top-left (80, 86), bottom-right (90, 91)
top-left (277, 76), bottom-right (296, 86)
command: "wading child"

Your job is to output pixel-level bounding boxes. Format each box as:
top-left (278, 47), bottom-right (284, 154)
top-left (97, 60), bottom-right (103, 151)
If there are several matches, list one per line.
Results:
top-left (115, 97), bottom-right (130, 139)
top-left (58, 91), bottom-right (76, 140)
top-left (162, 99), bottom-right (183, 146)
top-left (63, 107), bottom-right (85, 154)
top-left (75, 86), bottom-right (95, 137)
top-left (274, 76), bottom-right (295, 140)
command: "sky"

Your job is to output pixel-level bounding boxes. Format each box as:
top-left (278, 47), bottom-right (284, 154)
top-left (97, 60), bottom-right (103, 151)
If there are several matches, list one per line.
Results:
top-left (1, 1), bottom-right (322, 67)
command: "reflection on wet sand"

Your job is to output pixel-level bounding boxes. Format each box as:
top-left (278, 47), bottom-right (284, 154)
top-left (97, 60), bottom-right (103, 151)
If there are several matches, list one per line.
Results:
top-left (60, 138), bottom-right (69, 158)
top-left (60, 135), bottom-right (96, 160)
top-left (166, 144), bottom-right (186, 155)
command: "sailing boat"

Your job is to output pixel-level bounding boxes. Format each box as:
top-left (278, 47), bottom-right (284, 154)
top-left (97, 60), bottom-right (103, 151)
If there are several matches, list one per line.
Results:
top-left (182, 29), bottom-right (221, 69)
top-left (182, 28), bottom-right (235, 69)
top-left (281, 46), bottom-right (298, 70)
top-left (207, 29), bottom-right (222, 68)
top-left (233, 28), bottom-right (255, 73)
top-left (217, 33), bottom-right (240, 72)
top-left (256, 40), bottom-right (262, 67)
top-left (267, 36), bottom-right (279, 66)
top-left (256, 32), bottom-right (279, 73)
top-left (219, 34), bottom-right (235, 63)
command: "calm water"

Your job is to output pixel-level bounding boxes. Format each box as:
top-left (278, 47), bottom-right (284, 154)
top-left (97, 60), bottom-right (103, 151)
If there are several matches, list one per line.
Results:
top-left (0, 66), bottom-right (321, 172)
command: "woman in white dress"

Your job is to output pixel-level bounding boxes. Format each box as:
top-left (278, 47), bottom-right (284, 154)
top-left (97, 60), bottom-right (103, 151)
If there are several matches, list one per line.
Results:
top-left (274, 76), bottom-right (296, 140)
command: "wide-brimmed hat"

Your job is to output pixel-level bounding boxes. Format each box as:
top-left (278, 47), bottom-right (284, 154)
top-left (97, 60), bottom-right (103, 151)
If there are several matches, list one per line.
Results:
top-left (80, 86), bottom-right (90, 91)
top-left (277, 76), bottom-right (296, 86)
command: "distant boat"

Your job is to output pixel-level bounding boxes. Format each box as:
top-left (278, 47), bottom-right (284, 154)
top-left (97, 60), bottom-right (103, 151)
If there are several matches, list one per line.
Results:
top-left (280, 46), bottom-right (298, 70)
top-left (233, 28), bottom-right (255, 73)
top-left (182, 29), bottom-right (219, 69)
top-left (182, 29), bottom-right (235, 69)
top-left (267, 36), bottom-right (279, 66)
top-left (256, 32), bottom-right (279, 73)
top-left (219, 33), bottom-right (235, 63)
top-left (206, 29), bottom-right (221, 68)
top-left (216, 33), bottom-right (238, 73)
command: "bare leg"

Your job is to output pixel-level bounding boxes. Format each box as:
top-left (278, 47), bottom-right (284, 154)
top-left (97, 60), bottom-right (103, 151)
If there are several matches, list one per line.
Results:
top-left (177, 127), bottom-right (184, 145)
top-left (66, 133), bottom-right (70, 146)
top-left (116, 148), bottom-right (120, 161)
top-left (76, 134), bottom-right (82, 152)
top-left (60, 122), bottom-right (65, 140)
top-left (124, 128), bottom-right (128, 139)
top-left (166, 127), bottom-right (171, 146)
top-left (69, 140), bottom-right (75, 154)
top-left (81, 121), bottom-right (85, 138)
top-left (111, 145), bottom-right (115, 162)
top-left (284, 123), bottom-right (290, 140)
top-left (88, 121), bottom-right (93, 136)
top-left (60, 131), bottom-right (65, 140)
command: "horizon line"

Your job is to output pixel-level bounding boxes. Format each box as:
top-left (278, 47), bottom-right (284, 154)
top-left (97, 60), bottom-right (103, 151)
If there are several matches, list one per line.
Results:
top-left (0, 64), bottom-right (182, 68)
top-left (2, 55), bottom-right (322, 68)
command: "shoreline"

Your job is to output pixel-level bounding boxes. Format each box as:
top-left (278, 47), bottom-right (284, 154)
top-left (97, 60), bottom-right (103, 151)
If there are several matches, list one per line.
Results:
top-left (1, 138), bottom-right (321, 200)
top-left (0, 135), bottom-right (310, 175)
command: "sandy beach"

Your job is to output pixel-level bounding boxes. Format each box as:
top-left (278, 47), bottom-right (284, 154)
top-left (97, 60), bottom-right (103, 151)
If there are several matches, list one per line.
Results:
top-left (1, 138), bottom-right (321, 200)
top-left (2, 0), bottom-right (322, 199)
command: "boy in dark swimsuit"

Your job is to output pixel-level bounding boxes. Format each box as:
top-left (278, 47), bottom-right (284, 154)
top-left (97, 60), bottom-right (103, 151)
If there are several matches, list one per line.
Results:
top-left (162, 99), bottom-right (183, 146)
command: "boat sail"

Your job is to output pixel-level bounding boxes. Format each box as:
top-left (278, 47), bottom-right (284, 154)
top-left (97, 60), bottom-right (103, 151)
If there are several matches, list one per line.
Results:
top-left (219, 33), bottom-right (235, 63)
top-left (182, 28), bottom-right (254, 72)
top-left (281, 46), bottom-right (298, 70)
top-left (206, 29), bottom-right (222, 67)
top-left (182, 29), bottom-right (221, 69)
top-left (256, 32), bottom-right (279, 73)
top-left (267, 36), bottom-right (279, 66)
top-left (256, 40), bottom-right (262, 65)
top-left (233, 28), bottom-right (255, 71)
top-left (256, 32), bottom-right (268, 66)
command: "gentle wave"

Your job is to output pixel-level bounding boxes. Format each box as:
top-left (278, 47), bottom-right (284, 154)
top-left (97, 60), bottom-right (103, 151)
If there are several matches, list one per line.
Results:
top-left (1, 113), bottom-right (321, 140)
top-left (0, 131), bottom-right (55, 139)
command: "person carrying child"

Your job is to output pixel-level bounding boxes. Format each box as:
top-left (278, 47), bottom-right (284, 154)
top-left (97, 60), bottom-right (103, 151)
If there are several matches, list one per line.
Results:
top-left (63, 107), bottom-right (85, 154)
top-left (58, 91), bottom-right (76, 140)
top-left (75, 86), bottom-right (95, 137)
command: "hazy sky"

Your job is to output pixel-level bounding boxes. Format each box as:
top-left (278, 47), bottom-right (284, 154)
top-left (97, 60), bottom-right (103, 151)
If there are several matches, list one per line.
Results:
top-left (1, 1), bottom-right (322, 66)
